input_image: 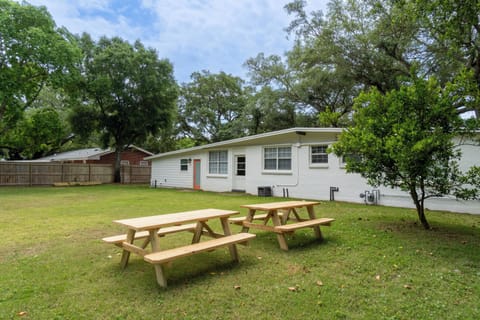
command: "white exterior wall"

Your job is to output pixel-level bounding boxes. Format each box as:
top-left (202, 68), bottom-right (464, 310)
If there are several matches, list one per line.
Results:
top-left (150, 130), bottom-right (479, 214)
top-left (150, 154), bottom-right (195, 188)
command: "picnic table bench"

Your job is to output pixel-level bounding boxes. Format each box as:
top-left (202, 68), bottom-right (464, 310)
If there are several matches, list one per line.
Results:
top-left (103, 209), bottom-right (255, 287)
top-left (238, 200), bottom-right (334, 251)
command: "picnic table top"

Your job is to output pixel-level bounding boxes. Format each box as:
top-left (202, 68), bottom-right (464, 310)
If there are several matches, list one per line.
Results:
top-left (114, 208), bottom-right (239, 231)
top-left (240, 200), bottom-right (320, 211)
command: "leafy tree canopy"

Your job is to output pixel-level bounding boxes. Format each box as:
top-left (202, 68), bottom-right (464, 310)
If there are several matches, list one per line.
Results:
top-left (0, 0), bottom-right (80, 139)
top-left (178, 70), bottom-right (247, 144)
top-left (70, 35), bottom-right (178, 182)
top-left (331, 70), bottom-right (480, 229)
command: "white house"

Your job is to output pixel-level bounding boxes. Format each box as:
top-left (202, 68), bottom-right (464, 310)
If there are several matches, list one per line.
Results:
top-left (146, 127), bottom-right (480, 214)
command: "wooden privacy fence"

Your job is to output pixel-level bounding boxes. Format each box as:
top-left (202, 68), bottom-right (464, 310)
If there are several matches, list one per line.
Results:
top-left (0, 162), bottom-right (151, 186)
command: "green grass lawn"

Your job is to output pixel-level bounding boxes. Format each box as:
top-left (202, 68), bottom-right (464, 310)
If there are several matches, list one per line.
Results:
top-left (1, 185), bottom-right (479, 319)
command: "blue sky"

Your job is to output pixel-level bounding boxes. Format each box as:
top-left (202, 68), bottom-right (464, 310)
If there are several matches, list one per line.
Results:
top-left (24, 0), bottom-right (328, 83)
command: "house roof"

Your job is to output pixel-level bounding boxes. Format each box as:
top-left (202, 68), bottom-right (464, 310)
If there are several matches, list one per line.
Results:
top-left (146, 127), bottom-right (344, 160)
top-left (36, 148), bottom-right (109, 162)
top-left (36, 145), bottom-right (153, 162)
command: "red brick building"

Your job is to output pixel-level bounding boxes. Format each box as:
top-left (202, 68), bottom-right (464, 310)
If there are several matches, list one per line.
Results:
top-left (36, 146), bottom-right (153, 166)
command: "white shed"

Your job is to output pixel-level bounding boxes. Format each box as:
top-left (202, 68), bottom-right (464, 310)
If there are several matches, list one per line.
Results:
top-left (146, 127), bottom-right (480, 214)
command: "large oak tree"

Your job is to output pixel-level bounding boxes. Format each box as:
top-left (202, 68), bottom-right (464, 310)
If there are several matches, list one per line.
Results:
top-left (70, 35), bottom-right (178, 182)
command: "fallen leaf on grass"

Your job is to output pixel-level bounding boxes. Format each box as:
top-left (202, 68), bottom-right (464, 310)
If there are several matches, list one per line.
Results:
top-left (375, 275), bottom-right (381, 281)
top-left (18, 311), bottom-right (27, 316)
top-left (234, 285), bottom-right (241, 290)
top-left (316, 280), bottom-right (324, 286)
top-left (288, 287), bottom-right (297, 292)
top-left (403, 284), bottom-right (412, 289)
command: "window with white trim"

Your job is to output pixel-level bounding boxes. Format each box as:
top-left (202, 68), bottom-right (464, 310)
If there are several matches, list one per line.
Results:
top-left (263, 146), bottom-right (291, 171)
top-left (311, 145), bottom-right (328, 164)
top-left (209, 150), bottom-right (228, 174)
top-left (180, 159), bottom-right (188, 171)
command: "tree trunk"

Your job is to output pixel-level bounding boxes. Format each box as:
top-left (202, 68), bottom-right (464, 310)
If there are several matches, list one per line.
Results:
top-left (114, 149), bottom-right (122, 183)
top-left (410, 187), bottom-right (430, 229)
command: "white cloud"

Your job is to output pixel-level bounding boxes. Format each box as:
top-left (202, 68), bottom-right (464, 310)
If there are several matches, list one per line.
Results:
top-left (20, 0), bottom-right (328, 82)
top-left (140, 0), bottom-right (295, 81)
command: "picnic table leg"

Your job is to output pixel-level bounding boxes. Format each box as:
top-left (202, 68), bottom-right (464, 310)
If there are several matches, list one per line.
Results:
top-left (149, 229), bottom-right (168, 287)
top-left (307, 205), bottom-right (323, 240)
top-left (280, 209), bottom-right (291, 224)
top-left (270, 210), bottom-right (289, 251)
top-left (241, 209), bottom-right (256, 233)
top-left (220, 217), bottom-right (239, 262)
top-left (192, 222), bottom-right (204, 243)
top-left (120, 229), bottom-right (135, 269)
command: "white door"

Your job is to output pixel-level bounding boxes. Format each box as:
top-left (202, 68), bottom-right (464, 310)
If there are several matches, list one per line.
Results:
top-left (232, 155), bottom-right (246, 191)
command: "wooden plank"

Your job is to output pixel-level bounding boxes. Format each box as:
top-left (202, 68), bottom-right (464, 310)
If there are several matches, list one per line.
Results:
top-left (144, 233), bottom-right (256, 264)
top-left (241, 221), bottom-right (277, 232)
top-left (229, 212), bottom-right (285, 224)
top-left (102, 223), bottom-right (197, 244)
top-left (220, 217), bottom-right (238, 262)
top-left (240, 201), bottom-right (320, 211)
top-left (121, 242), bottom-right (148, 256)
top-left (274, 218), bottom-right (335, 232)
top-left (306, 205), bottom-right (322, 239)
top-left (114, 209), bottom-right (239, 231)
top-left (120, 229), bottom-right (135, 268)
top-left (270, 211), bottom-right (289, 251)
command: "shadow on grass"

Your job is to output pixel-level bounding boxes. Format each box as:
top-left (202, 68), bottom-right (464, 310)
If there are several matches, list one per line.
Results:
top-left (244, 228), bottom-right (337, 253)
top-left (372, 216), bottom-right (480, 264)
top-left (109, 249), bottom-right (261, 290)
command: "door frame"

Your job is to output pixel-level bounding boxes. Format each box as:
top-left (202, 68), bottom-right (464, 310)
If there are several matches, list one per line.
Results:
top-left (193, 159), bottom-right (201, 190)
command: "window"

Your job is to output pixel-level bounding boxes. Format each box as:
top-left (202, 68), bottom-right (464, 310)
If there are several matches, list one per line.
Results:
top-left (236, 156), bottom-right (246, 176)
top-left (311, 145), bottom-right (328, 164)
top-left (139, 160), bottom-right (149, 166)
top-left (264, 146), bottom-right (291, 171)
top-left (180, 159), bottom-right (188, 171)
top-left (209, 150), bottom-right (228, 174)
top-left (120, 160), bottom-right (130, 165)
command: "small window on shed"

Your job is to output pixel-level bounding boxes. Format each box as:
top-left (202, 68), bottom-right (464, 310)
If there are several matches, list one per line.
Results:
top-left (180, 159), bottom-right (189, 171)
top-left (120, 160), bottom-right (130, 165)
top-left (139, 160), bottom-right (149, 166)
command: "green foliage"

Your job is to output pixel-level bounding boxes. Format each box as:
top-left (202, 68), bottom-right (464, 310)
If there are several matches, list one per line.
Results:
top-left (178, 71), bottom-right (247, 143)
top-left (332, 72), bottom-right (480, 229)
top-left (0, 0), bottom-right (80, 137)
top-left (70, 35), bottom-right (178, 181)
top-left (243, 86), bottom-right (300, 135)
top-left (415, 0), bottom-right (480, 86)
top-left (1, 107), bottom-right (66, 159)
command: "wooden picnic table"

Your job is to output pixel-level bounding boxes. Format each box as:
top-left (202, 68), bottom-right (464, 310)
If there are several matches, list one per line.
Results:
top-left (104, 208), bottom-right (255, 287)
top-left (238, 200), bottom-right (334, 251)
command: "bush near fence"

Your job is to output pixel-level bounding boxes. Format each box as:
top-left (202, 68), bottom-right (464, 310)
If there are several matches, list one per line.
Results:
top-left (0, 162), bottom-right (151, 186)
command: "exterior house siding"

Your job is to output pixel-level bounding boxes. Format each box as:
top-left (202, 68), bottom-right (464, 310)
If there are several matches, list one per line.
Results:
top-left (148, 128), bottom-right (479, 214)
